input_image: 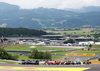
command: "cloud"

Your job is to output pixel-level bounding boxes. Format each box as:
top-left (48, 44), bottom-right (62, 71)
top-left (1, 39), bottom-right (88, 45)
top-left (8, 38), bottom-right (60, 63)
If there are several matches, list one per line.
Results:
top-left (0, 0), bottom-right (100, 9)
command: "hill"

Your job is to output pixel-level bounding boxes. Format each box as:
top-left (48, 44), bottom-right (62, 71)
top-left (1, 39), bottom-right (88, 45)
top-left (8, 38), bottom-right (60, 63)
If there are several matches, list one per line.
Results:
top-left (0, 28), bottom-right (47, 37)
top-left (0, 2), bottom-right (100, 29)
top-left (66, 6), bottom-right (100, 13)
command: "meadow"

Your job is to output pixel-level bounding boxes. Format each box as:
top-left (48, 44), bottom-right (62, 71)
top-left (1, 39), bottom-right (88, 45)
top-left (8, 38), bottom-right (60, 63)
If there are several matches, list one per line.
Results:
top-left (2, 44), bottom-right (100, 60)
top-left (4, 44), bottom-right (68, 51)
top-left (47, 29), bottom-right (100, 36)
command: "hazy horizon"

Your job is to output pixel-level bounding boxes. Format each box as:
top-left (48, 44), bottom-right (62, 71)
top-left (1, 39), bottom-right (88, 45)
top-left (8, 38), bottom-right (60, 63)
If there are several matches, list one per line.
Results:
top-left (0, 0), bottom-right (100, 9)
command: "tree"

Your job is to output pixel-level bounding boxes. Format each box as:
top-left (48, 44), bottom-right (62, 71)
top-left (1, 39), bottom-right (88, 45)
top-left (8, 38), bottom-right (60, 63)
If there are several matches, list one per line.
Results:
top-left (0, 28), bottom-right (47, 37)
top-left (29, 49), bottom-right (38, 59)
top-left (94, 38), bottom-right (100, 42)
top-left (45, 42), bottom-right (50, 45)
top-left (64, 39), bottom-right (75, 44)
top-left (37, 52), bottom-right (44, 59)
top-left (29, 49), bottom-right (51, 59)
top-left (89, 44), bottom-right (92, 49)
top-left (43, 51), bottom-right (51, 59)
top-left (87, 44), bottom-right (93, 51)
top-left (0, 47), bottom-right (18, 60)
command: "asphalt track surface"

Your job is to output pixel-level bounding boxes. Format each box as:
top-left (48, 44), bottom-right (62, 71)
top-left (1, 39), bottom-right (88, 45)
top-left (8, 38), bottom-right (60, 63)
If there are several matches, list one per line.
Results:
top-left (0, 64), bottom-right (100, 71)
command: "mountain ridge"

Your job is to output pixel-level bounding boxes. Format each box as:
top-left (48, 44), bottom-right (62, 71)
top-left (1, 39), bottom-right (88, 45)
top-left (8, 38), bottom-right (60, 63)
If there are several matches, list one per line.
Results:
top-left (0, 2), bottom-right (100, 29)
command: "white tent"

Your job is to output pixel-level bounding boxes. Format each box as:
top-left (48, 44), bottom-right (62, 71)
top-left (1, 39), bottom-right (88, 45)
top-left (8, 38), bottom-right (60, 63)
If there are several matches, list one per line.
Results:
top-left (36, 42), bottom-right (46, 45)
top-left (79, 41), bottom-right (94, 45)
top-left (30, 46), bottom-right (36, 48)
top-left (95, 42), bottom-right (100, 45)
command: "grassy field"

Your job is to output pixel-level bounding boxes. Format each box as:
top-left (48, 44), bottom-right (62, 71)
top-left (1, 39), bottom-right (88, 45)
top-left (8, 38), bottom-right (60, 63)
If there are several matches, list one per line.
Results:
top-left (15, 49), bottom-right (100, 60)
top-left (35, 46), bottom-right (68, 51)
top-left (51, 51), bottom-right (72, 54)
top-left (93, 45), bottom-right (100, 48)
top-left (51, 45), bottom-right (100, 59)
top-left (47, 29), bottom-right (100, 36)
top-left (72, 45), bottom-right (100, 55)
top-left (0, 60), bottom-right (18, 64)
top-left (3, 44), bottom-right (70, 60)
top-left (2, 44), bottom-right (100, 60)
top-left (72, 45), bottom-right (100, 54)
top-left (74, 50), bottom-right (99, 54)
top-left (4, 44), bottom-right (68, 51)
top-left (52, 55), bottom-right (64, 59)
top-left (17, 55), bottom-right (32, 60)
top-left (51, 51), bottom-right (72, 59)
top-left (4, 44), bottom-right (31, 51)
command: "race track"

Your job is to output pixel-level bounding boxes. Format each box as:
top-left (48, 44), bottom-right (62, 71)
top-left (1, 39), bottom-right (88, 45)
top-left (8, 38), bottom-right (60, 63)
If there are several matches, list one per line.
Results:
top-left (0, 64), bottom-right (100, 71)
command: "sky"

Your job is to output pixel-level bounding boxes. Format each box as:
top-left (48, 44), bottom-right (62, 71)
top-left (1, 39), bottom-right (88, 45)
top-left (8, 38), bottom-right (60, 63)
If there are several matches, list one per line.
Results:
top-left (0, 0), bottom-right (100, 9)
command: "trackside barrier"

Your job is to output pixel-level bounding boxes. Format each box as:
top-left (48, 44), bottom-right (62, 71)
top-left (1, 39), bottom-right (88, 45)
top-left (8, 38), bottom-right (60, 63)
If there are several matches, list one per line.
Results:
top-left (7, 50), bottom-right (31, 53)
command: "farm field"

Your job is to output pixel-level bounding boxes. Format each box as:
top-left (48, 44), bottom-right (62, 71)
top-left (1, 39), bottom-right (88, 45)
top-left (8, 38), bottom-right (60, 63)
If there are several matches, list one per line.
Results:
top-left (47, 29), bottom-right (100, 36)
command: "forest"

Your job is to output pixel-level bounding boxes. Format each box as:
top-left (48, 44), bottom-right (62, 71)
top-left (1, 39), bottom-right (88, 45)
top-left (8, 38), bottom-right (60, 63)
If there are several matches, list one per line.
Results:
top-left (0, 28), bottom-right (47, 37)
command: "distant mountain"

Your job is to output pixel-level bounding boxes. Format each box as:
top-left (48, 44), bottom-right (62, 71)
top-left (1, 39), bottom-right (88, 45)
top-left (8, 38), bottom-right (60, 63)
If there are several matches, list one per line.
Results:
top-left (66, 6), bottom-right (100, 13)
top-left (0, 2), bottom-right (100, 29)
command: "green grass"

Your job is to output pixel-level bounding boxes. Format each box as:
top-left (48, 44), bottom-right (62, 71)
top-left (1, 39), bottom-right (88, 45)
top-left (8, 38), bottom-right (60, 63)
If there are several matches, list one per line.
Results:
top-left (75, 50), bottom-right (99, 53)
top-left (17, 54), bottom-right (63, 60)
top-left (51, 51), bottom-right (72, 59)
top-left (3, 44), bottom-right (71, 60)
top-left (51, 49), bottom-right (100, 60)
top-left (35, 46), bottom-right (68, 51)
top-left (18, 55), bottom-right (32, 60)
top-left (4, 44), bottom-right (32, 51)
top-left (95, 52), bottom-right (100, 55)
top-left (4, 43), bottom-right (100, 60)
top-left (0, 60), bottom-right (18, 64)
top-left (51, 51), bottom-right (72, 54)
top-left (13, 51), bottom-right (72, 60)
top-left (4, 43), bottom-right (100, 51)
top-left (15, 50), bottom-right (72, 60)
top-left (73, 49), bottom-right (100, 55)
top-left (93, 45), bottom-right (100, 48)
top-left (4, 44), bottom-right (68, 51)
top-left (52, 55), bottom-right (64, 59)
top-left (47, 29), bottom-right (97, 36)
